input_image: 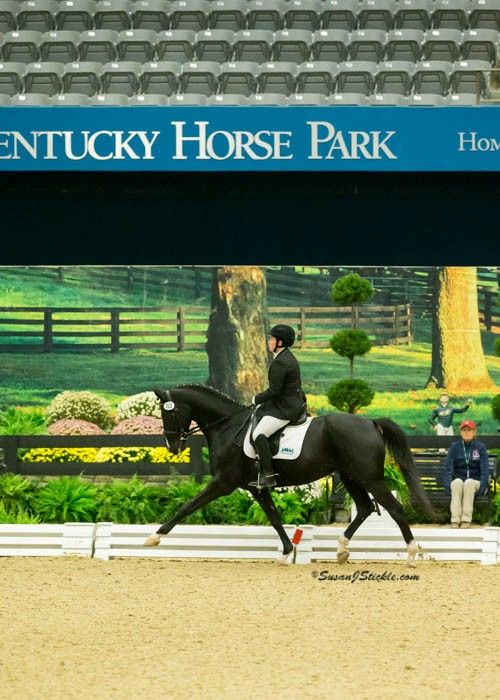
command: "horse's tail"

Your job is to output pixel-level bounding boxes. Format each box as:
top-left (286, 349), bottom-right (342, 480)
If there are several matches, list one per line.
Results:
top-left (373, 417), bottom-right (436, 520)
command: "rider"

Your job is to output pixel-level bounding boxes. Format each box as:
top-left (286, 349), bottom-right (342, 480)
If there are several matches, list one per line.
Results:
top-left (248, 324), bottom-right (306, 489)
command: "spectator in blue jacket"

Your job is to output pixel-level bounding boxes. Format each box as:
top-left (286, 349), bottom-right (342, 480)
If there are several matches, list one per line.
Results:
top-left (442, 420), bottom-right (490, 528)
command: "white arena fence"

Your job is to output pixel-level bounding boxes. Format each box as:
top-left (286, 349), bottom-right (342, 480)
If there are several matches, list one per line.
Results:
top-left (0, 524), bottom-right (499, 565)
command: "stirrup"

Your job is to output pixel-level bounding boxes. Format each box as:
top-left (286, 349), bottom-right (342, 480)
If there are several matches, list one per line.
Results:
top-left (248, 472), bottom-right (278, 490)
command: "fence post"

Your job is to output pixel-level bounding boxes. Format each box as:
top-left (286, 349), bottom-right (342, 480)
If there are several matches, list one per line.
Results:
top-left (394, 303), bottom-right (400, 345)
top-left (43, 310), bottom-right (53, 352)
top-left (483, 291), bottom-right (492, 332)
top-left (110, 309), bottom-right (120, 352)
top-left (194, 268), bottom-right (202, 299)
top-left (0, 437), bottom-right (19, 473)
top-left (177, 307), bottom-right (185, 351)
top-left (407, 303), bottom-right (413, 344)
top-left (57, 267), bottom-right (64, 283)
top-left (126, 267), bottom-right (134, 293)
top-left (300, 307), bottom-right (306, 349)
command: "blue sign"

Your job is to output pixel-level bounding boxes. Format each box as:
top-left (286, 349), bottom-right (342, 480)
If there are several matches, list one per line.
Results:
top-left (0, 106), bottom-right (499, 171)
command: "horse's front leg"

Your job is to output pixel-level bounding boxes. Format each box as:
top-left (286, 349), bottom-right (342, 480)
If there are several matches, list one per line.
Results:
top-left (248, 486), bottom-right (294, 565)
top-left (144, 478), bottom-right (233, 546)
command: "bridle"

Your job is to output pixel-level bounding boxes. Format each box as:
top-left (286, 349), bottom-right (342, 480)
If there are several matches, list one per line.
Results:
top-left (160, 390), bottom-right (252, 451)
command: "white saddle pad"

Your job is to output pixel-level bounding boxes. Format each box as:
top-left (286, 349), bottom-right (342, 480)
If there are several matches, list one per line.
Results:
top-left (243, 417), bottom-right (314, 460)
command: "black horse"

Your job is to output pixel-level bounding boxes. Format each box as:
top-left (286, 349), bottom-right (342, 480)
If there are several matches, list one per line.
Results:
top-left (145, 385), bottom-right (435, 565)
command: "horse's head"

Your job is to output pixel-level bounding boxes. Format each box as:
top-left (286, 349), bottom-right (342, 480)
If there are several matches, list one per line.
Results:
top-left (154, 388), bottom-right (192, 455)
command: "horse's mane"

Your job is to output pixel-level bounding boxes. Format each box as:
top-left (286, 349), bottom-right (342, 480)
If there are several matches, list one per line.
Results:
top-left (175, 384), bottom-right (245, 410)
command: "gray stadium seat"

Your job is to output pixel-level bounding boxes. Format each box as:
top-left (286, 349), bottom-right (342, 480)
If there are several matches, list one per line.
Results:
top-left (431, 0), bottom-right (469, 30)
top-left (257, 60), bottom-right (298, 95)
top-left (0, 92), bottom-right (12, 103)
top-left (320, 0), bottom-right (357, 32)
top-left (208, 0), bottom-right (247, 32)
top-left (357, 0), bottom-right (396, 31)
top-left (284, 0), bottom-right (321, 32)
top-left (385, 29), bottom-right (424, 61)
top-left (247, 91), bottom-right (288, 104)
top-left (470, 1), bottom-right (500, 31)
top-left (195, 28), bottom-right (234, 62)
top-left (247, 0), bottom-right (284, 31)
top-left (62, 60), bottom-right (103, 94)
top-left (412, 59), bottom-right (453, 94)
top-left (393, 0), bottom-right (432, 31)
top-left (79, 29), bottom-right (119, 61)
top-left (296, 59), bottom-right (337, 95)
top-left (461, 29), bottom-right (498, 64)
top-left (0, 60), bottom-right (25, 93)
top-left (170, 0), bottom-right (209, 32)
top-left (132, 0), bottom-right (169, 31)
top-left (101, 59), bottom-right (141, 94)
top-left (169, 92), bottom-right (208, 103)
top-left (179, 59), bottom-right (220, 95)
top-left (40, 30), bottom-right (80, 62)
top-left (117, 28), bottom-right (156, 61)
top-left (140, 60), bottom-right (180, 94)
top-left (90, 91), bottom-right (128, 102)
top-left (2, 29), bottom-right (42, 61)
top-left (328, 92), bottom-right (368, 104)
top-left (129, 91), bottom-right (168, 103)
top-left (348, 29), bottom-right (387, 63)
top-left (445, 92), bottom-right (479, 105)
top-left (94, 0), bottom-right (133, 31)
top-left (24, 59), bottom-right (64, 94)
top-left (0, 2), bottom-right (21, 34)
top-left (336, 60), bottom-right (377, 95)
top-left (272, 28), bottom-right (312, 62)
top-left (450, 59), bottom-right (490, 95)
top-left (11, 90), bottom-right (51, 102)
top-left (422, 28), bottom-right (462, 62)
top-left (18, 1), bottom-right (57, 32)
top-left (52, 91), bottom-right (91, 103)
top-left (369, 92), bottom-right (408, 104)
top-left (208, 92), bottom-right (248, 103)
top-left (375, 60), bottom-right (416, 95)
top-left (288, 91), bottom-right (327, 104)
top-left (407, 92), bottom-right (445, 104)
top-left (311, 29), bottom-right (349, 62)
top-left (219, 59), bottom-right (258, 95)
top-left (233, 29), bottom-right (273, 62)
top-left (56, 1), bottom-right (96, 32)
top-left (156, 29), bottom-right (196, 61)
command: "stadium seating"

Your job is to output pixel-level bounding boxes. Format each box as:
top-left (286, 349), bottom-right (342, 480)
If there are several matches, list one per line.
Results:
top-left (0, 0), bottom-right (498, 105)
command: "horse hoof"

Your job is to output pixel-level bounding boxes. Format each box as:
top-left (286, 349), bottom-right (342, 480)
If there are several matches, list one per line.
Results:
top-left (407, 560), bottom-right (417, 568)
top-left (144, 534), bottom-right (161, 547)
top-left (276, 552), bottom-right (293, 566)
top-left (337, 550), bottom-right (350, 565)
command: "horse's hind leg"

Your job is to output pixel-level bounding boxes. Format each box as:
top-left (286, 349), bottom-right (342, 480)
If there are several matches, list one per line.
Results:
top-left (337, 477), bottom-right (375, 565)
top-left (368, 481), bottom-right (419, 567)
top-left (248, 486), bottom-right (294, 564)
top-left (144, 478), bottom-right (233, 546)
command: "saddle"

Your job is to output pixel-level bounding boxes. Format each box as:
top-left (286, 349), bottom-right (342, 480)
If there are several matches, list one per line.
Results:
top-left (238, 409), bottom-right (313, 461)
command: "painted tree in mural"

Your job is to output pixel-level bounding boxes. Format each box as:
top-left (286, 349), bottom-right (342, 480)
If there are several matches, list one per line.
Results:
top-left (206, 267), bottom-right (268, 404)
top-left (427, 267), bottom-right (495, 391)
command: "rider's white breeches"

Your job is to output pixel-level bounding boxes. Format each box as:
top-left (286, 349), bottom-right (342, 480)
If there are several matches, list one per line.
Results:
top-left (252, 415), bottom-right (289, 440)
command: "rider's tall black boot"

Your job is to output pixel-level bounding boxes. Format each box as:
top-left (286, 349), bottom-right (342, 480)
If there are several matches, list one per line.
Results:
top-left (248, 435), bottom-right (277, 490)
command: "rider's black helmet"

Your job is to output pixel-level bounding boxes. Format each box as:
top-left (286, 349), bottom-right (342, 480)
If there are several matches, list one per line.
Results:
top-left (269, 324), bottom-right (295, 347)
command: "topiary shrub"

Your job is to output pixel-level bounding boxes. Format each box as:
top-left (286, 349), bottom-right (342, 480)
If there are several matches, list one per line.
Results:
top-left (46, 391), bottom-right (113, 430)
top-left (117, 391), bottom-right (161, 421)
top-left (48, 419), bottom-right (106, 436)
top-left (492, 394), bottom-right (500, 423)
top-left (327, 378), bottom-right (375, 414)
top-left (330, 329), bottom-right (372, 377)
top-left (111, 416), bottom-right (164, 435)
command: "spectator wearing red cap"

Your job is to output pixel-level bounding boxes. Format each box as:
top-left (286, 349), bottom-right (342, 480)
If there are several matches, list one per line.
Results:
top-left (442, 419), bottom-right (490, 528)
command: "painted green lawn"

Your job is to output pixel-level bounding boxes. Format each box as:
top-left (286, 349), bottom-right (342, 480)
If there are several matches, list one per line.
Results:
top-left (1, 344), bottom-right (499, 433)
